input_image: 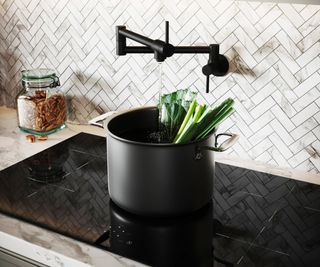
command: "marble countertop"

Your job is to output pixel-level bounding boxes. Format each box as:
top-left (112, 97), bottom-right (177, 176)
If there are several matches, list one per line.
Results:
top-left (0, 106), bottom-right (319, 267)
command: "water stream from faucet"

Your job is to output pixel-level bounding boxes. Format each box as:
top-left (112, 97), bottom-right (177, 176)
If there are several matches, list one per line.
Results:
top-left (157, 62), bottom-right (163, 142)
top-left (158, 62), bottom-right (163, 97)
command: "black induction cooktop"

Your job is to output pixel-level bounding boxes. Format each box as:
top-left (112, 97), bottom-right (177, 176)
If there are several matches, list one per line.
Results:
top-left (0, 133), bottom-right (319, 267)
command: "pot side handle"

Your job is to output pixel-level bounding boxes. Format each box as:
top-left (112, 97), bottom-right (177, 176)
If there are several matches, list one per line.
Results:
top-left (195, 133), bottom-right (239, 160)
top-left (88, 111), bottom-right (116, 128)
top-left (214, 133), bottom-right (239, 152)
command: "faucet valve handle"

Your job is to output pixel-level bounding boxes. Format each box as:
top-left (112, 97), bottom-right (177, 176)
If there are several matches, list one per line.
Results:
top-left (202, 44), bottom-right (229, 93)
top-left (165, 21), bottom-right (169, 44)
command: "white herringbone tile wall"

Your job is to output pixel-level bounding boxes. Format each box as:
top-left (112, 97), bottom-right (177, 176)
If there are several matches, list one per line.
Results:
top-left (0, 0), bottom-right (320, 173)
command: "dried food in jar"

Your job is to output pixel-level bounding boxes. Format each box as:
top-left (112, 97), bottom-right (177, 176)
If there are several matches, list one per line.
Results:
top-left (17, 90), bottom-right (66, 133)
top-left (18, 69), bottom-right (65, 135)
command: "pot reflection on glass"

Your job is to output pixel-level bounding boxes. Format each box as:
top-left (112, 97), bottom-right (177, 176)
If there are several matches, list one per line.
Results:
top-left (106, 106), bottom-right (238, 216)
top-left (108, 201), bottom-right (213, 267)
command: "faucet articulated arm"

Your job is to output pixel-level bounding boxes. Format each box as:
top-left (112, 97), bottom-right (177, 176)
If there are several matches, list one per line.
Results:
top-left (116, 22), bottom-right (174, 62)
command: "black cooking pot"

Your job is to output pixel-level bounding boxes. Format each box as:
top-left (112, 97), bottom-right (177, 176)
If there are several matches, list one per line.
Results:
top-left (106, 107), bottom-right (238, 216)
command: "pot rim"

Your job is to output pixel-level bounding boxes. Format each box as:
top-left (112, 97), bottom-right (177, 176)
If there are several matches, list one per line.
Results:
top-left (106, 106), bottom-right (215, 147)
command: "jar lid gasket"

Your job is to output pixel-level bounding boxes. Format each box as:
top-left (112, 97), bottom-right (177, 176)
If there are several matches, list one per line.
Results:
top-left (22, 69), bottom-right (56, 79)
top-left (21, 69), bottom-right (60, 89)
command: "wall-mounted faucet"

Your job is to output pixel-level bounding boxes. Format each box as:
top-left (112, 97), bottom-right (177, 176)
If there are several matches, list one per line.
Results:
top-left (116, 21), bottom-right (229, 93)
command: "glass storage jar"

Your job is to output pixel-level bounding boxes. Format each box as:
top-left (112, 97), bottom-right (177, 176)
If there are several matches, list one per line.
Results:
top-left (17, 69), bottom-right (67, 136)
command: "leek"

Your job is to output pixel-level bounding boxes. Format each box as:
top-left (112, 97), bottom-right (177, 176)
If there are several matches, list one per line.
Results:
top-left (174, 98), bottom-right (235, 144)
top-left (173, 99), bottom-right (197, 142)
top-left (174, 104), bottom-right (206, 143)
top-left (158, 89), bottom-right (235, 144)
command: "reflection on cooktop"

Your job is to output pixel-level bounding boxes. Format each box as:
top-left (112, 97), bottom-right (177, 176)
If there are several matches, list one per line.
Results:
top-left (0, 133), bottom-right (319, 267)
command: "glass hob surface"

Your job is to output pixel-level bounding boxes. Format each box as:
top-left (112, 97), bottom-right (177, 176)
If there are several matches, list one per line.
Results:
top-left (0, 133), bottom-right (320, 267)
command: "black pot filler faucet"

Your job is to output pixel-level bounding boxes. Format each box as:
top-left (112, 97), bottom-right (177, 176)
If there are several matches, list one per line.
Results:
top-left (116, 21), bottom-right (229, 93)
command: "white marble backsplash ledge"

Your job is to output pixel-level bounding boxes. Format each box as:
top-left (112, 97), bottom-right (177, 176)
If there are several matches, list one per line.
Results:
top-left (216, 154), bottom-right (320, 186)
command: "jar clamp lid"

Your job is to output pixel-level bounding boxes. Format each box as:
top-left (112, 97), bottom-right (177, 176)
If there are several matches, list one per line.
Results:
top-left (21, 69), bottom-right (60, 89)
